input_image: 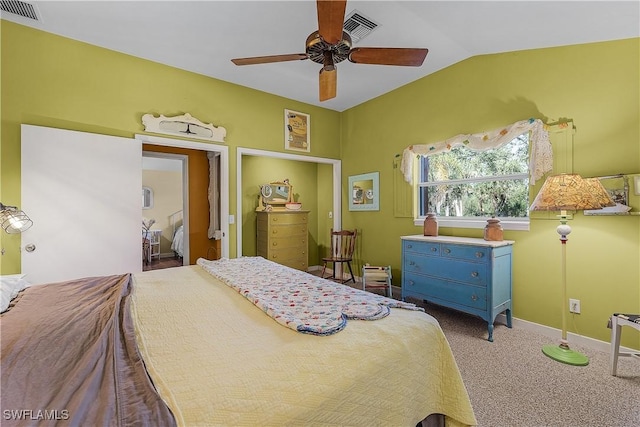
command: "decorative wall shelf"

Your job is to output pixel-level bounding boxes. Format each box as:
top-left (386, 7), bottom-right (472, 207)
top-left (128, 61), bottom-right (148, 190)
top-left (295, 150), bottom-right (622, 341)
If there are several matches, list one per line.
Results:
top-left (142, 113), bottom-right (226, 143)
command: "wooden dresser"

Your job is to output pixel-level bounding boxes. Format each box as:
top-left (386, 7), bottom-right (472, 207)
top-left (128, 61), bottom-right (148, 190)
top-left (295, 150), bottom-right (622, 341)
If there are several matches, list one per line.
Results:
top-left (257, 210), bottom-right (309, 271)
top-left (401, 235), bottom-right (514, 341)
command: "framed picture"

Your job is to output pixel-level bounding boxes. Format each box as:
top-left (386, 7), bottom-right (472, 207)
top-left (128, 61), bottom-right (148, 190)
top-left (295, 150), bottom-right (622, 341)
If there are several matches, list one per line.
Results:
top-left (349, 172), bottom-right (379, 211)
top-left (284, 109), bottom-right (310, 152)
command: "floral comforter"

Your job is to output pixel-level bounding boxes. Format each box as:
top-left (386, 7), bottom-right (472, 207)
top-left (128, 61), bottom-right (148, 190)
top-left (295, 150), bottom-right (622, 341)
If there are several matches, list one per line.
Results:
top-left (197, 257), bottom-right (423, 335)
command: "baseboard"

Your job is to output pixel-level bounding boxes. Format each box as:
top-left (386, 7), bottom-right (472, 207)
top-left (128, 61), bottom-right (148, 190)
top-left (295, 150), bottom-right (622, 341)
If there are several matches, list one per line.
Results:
top-left (496, 313), bottom-right (636, 354)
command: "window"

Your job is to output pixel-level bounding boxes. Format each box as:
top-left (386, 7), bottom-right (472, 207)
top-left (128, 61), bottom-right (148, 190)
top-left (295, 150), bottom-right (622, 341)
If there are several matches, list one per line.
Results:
top-left (417, 133), bottom-right (530, 229)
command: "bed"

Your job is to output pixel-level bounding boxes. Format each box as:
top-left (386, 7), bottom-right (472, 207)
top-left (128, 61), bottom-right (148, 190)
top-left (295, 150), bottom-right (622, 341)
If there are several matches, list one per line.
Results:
top-left (1, 257), bottom-right (476, 427)
top-left (171, 224), bottom-right (184, 258)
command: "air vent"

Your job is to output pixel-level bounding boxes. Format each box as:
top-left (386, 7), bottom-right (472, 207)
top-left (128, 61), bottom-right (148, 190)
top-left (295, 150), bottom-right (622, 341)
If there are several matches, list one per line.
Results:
top-left (1, 0), bottom-right (40, 21)
top-left (343, 10), bottom-right (378, 43)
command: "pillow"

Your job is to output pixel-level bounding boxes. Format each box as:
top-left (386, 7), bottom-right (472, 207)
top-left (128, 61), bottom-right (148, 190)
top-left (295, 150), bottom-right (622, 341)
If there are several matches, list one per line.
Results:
top-left (1, 274), bottom-right (30, 313)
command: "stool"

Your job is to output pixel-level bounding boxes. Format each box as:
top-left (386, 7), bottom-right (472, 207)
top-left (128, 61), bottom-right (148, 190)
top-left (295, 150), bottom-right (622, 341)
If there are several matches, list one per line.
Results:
top-left (609, 313), bottom-right (640, 376)
top-left (362, 265), bottom-right (392, 298)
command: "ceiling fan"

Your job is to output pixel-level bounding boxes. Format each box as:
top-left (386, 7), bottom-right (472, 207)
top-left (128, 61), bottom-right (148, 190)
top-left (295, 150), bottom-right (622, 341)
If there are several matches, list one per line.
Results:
top-left (231, 0), bottom-right (429, 102)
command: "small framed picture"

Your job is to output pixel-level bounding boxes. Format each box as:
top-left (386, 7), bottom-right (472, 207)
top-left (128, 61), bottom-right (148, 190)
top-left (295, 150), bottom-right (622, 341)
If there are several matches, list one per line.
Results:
top-left (284, 109), bottom-right (310, 152)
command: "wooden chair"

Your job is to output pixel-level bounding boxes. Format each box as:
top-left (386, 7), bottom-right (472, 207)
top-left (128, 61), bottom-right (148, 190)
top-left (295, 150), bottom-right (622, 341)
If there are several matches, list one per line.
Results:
top-left (321, 229), bottom-right (357, 284)
top-left (609, 313), bottom-right (640, 376)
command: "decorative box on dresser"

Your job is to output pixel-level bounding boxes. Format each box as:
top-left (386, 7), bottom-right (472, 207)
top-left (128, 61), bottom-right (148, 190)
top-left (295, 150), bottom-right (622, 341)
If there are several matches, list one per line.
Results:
top-left (401, 235), bottom-right (514, 341)
top-left (257, 210), bottom-right (309, 271)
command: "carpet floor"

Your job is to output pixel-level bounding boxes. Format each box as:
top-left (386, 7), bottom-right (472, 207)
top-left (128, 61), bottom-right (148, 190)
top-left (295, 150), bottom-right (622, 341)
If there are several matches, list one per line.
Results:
top-left (336, 276), bottom-right (639, 427)
top-left (416, 301), bottom-right (639, 427)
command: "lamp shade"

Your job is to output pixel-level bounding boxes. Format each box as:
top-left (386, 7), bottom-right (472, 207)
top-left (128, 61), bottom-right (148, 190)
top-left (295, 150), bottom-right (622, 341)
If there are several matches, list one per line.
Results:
top-left (530, 174), bottom-right (615, 212)
top-left (0, 203), bottom-right (33, 233)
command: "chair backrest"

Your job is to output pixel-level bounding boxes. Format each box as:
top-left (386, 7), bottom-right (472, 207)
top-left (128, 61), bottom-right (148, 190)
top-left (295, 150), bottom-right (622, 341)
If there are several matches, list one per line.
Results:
top-left (328, 228), bottom-right (357, 260)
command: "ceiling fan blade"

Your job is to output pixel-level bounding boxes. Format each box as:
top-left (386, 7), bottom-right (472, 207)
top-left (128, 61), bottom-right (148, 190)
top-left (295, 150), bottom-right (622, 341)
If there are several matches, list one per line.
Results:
top-left (231, 53), bottom-right (308, 66)
top-left (317, 0), bottom-right (347, 45)
top-left (319, 67), bottom-right (337, 102)
top-left (349, 48), bottom-right (429, 66)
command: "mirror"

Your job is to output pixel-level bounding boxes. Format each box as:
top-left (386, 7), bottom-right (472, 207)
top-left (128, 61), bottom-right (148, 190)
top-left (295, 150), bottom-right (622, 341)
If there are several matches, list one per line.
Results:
top-left (142, 186), bottom-right (154, 209)
top-left (349, 172), bottom-right (379, 211)
top-left (257, 181), bottom-right (293, 210)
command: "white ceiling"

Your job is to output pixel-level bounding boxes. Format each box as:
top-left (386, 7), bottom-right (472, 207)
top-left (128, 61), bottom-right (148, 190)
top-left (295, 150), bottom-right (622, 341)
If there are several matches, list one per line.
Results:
top-left (3, 1), bottom-right (639, 112)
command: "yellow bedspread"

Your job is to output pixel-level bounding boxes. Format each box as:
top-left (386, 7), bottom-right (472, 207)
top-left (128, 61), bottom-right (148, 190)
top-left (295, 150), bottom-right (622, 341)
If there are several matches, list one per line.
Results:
top-left (131, 265), bottom-right (477, 427)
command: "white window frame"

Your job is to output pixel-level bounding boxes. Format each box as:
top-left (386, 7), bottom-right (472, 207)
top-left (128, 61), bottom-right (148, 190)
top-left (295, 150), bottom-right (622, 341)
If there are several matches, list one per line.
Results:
top-left (412, 134), bottom-right (531, 231)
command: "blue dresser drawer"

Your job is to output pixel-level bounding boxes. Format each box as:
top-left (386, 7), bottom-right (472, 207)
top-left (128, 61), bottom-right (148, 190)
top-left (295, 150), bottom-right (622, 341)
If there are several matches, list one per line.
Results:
top-left (403, 240), bottom-right (440, 255)
top-left (403, 272), bottom-right (487, 311)
top-left (441, 244), bottom-right (489, 262)
top-left (404, 252), bottom-right (487, 285)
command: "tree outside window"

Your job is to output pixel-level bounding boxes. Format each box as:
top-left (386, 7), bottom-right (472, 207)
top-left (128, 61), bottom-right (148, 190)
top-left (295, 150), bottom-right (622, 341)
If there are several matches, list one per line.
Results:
top-left (418, 133), bottom-right (530, 219)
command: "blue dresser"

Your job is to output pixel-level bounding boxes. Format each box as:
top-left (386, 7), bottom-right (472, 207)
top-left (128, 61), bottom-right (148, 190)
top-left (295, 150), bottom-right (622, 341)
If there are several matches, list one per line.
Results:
top-left (401, 235), bottom-right (514, 341)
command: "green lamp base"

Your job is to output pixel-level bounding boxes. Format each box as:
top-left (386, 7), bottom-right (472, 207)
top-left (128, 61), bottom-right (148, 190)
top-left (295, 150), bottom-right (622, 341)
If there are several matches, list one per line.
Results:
top-left (542, 344), bottom-right (589, 366)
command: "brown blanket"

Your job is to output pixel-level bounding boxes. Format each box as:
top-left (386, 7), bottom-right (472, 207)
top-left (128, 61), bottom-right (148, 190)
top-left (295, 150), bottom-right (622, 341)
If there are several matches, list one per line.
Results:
top-left (0, 274), bottom-right (175, 427)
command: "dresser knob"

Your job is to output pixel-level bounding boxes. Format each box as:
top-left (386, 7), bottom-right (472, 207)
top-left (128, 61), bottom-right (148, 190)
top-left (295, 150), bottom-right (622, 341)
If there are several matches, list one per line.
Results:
top-left (272, 242), bottom-right (278, 246)
top-left (431, 247), bottom-right (437, 252)
top-left (272, 230), bottom-right (278, 234)
top-left (445, 248), bottom-right (451, 254)
top-left (471, 294), bottom-right (478, 301)
top-left (272, 217), bottom-right (278, 222)
top-left (409, 261), bottom-right (415, 266)
top-left (475, 252), bottom-right (484, 258)
top-left (408, 280), bottom-right (414, 286)
top-left (471, 271), bottom-right (479, 278)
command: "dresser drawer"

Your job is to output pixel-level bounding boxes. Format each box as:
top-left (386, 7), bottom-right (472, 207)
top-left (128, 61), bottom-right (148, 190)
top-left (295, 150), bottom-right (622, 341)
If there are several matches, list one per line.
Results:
top-left (266, 236), bottom-right (307, 250)
top-left (265, 213), bottom-right (308, 225)
top-left (441, 244), bottom-right (489, 262)
top-left (281, 256), bottom-right (309, 271)
top-left (404, 252), bottom-right (487, 286)
top-left (404, 272), bottom-right (487, 311)
top-left (266, 224), bottom-right (307, 238)
top-left (266, 246), bottom-right (307, 263)
top-left (403, 240), bottom-right (440, 255)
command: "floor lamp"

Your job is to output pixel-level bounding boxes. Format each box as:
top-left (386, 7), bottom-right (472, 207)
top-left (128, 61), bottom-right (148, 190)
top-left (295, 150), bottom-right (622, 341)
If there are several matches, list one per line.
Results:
top-left (529, 174), bottom-right (615, 366)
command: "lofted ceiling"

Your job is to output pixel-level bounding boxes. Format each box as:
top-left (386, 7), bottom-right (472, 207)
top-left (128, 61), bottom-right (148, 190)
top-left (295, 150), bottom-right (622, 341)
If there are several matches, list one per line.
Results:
top-left (2, 1), bottom-right (639, 111)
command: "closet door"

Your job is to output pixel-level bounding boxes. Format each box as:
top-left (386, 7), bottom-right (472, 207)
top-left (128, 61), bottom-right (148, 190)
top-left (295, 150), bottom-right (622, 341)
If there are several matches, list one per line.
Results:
top-left (21, 125), bottom-right (142, 285)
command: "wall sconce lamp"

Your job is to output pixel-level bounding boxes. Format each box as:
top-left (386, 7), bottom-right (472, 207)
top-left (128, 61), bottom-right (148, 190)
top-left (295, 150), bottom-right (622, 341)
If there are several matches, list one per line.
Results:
top-left (529, 174), bottom-right (615, 366)
top-left (0, 203), bottom-right (34, 234)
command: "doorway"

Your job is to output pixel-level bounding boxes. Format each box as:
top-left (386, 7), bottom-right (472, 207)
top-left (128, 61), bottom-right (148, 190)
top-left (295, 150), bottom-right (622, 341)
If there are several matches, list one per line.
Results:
top-left (142, 152), bottom-right (187, 271)
top-left (236, 147), bottom-right (342, 264)
top-left (136, 133), bottom-right (229, 261)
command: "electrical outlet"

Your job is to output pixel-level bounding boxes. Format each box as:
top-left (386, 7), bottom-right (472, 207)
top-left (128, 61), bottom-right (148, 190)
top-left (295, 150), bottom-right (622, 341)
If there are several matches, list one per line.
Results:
top-left (569, 298), bottom-right (581, 314)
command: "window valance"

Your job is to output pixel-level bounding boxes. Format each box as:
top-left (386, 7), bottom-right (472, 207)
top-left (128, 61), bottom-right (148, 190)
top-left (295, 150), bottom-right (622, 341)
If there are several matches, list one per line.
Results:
top-left (400, 118), bottom-right (553, 185)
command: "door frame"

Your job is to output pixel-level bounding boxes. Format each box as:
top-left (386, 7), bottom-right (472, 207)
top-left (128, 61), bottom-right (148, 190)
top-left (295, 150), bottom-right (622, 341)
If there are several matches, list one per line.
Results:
top-left (135, 134), bottom-right (229, 258)
top-left (236, 147), bottom-right (341, 258)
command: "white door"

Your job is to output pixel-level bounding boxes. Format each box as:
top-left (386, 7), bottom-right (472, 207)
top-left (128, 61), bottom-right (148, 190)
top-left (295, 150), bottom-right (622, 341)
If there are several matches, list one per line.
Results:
top-left (21, 125), bottom-right (142, 285)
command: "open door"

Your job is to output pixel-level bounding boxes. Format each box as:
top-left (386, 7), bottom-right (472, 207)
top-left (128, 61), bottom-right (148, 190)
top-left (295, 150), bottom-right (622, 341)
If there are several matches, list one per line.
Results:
top-left (21, 125), bottom-right (142, 285)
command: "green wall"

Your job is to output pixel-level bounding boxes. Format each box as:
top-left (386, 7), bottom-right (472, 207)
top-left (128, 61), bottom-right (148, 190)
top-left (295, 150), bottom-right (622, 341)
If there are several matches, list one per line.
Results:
top-left (340, 38), bottom-right (640, 349)
top-left (1, 20), bottom-right (638, 349)
top-left (0, 20), bottom-right (341, 271)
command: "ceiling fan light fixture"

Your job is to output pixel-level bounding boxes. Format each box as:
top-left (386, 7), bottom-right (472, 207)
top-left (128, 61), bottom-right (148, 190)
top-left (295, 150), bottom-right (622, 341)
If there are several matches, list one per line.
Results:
top-left (306, 31), bottom-right (351, 66)
top-left (322, 51), bottom-right (335, 71)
